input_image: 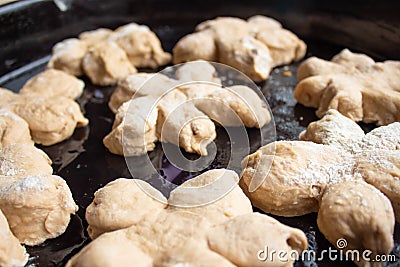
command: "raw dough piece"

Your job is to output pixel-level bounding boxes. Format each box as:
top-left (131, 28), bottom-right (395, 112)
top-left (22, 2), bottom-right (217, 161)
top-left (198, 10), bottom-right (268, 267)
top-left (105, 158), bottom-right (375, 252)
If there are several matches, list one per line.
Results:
top-left (0, 109), bottom-right (32, 148)
top-left (105, 62), bottom-right (271, 156)
top-left (0, 143), bottom-right (78, 246)
top-left (207, 213), bottom-right (308, 267)
top-left (300, 110), bottom-right (400, 221)
top-left (78, 28), bottom-right (113, 47)
top-left (318, 180), bottom-right (394, 266)
top-left (355, 150), bottom-right (400, 222)
top-left (0, 88), bottom-right (19, 108)
top-left (108, 73), bottom-right (153, 113)
top-left (66, 230), bottom-right (153, 267)
top-left (103, 96), bottom-right (159, 156)
top-left (294, 49), bottom-right (400, 125)
top-left (241, 110), bottom-right (400, 263)
top-left (173, 15), bottom-right (306, 81)
top-left (299, 109), bottom-right (365, 150)
top-left (47, 38), bottom-right (88, 76)
top-left (82, 41), bottom-right (137, 86)
top-left (86, 178), bottom-right (166, 239)
top-left (19, 69), bottom-right (85, 99)
top-left (0, 209), bottom-right (28, 267)
top-left (157, 90), bottom-right (216, 156)
top-left (12, 96), bottom-right (88, 146)
top-left (194, 85), bottom-right (271, 128)
top-left (300, 109), bottom-right (400, 152)
top-left (0, 86), bottom-right (88, 146)
top-left (69, 169), bottom-right (307, 267)
top-left (359, 122), bottom-right (400, 151)
top-left (0, 143), bottom-right (52, 179)
top-left (111, 23), bottom-right (171, 68)
top-left (108, 61), bottom-right (220, 113)
top-left (49, 24), bottom-right (170, 86)
top-left (175, 60), bottom-right (221, 84)
top-left (240, 141), bottom-right (355, 216)
top-left (168, 169), bottom-right (252, 225)
top-left (86, 169), bottom-right (251, 238)
top-left (0, 174), bottom-right (78, 246)
top-left (108, 73), bottom-right (179, 113)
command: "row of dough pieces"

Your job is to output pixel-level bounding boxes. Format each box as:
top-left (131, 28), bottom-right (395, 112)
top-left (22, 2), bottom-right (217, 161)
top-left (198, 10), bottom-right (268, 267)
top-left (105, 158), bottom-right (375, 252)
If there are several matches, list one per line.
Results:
top-left (48, 14), bottom-right (399, 127)
top-left (103, 49), bottom-right (400, 157)
top-left (11, 16), bottom-right (397, 151)
top-left (66, 110), bottom-right (400, 267)
top-left (0, 61), bottom-right (270, 154)
top-left (0, 71), bottom-right (85, 265)
top-left (104, 61), bottom-right (271, 156)
top-left (47, 15), bottom-right (307, 85)
top-left (0, 142), bottom-right (78, 266)
top-left (1, 103), bottom-right (397, 266)
top-left (0, 145), bottom-right (310, 267)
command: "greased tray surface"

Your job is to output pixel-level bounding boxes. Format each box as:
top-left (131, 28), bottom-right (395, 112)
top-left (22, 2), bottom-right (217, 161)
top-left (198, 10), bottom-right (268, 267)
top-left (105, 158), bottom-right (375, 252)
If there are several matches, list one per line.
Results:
top-left (1, 16), bottom-right (400, 267)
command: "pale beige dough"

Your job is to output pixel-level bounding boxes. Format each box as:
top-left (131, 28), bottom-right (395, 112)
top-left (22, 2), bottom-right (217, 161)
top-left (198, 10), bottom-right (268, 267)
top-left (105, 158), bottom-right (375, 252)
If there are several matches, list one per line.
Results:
top-left (300, 109), bottom-right (400, 152)
top-left (110, 23), bottom-right (171, 68)
top-left (175, 60), bottom-right (221, 84)
top-left (0, 88), bottom-right (19, 108)
top-left (0, 109), bottom-right (32, 148)
top-left (240, 141), bottom-right (355, 216)
top-left (317, 180), bottom-right (394, 267)
top-left (355, 150), bottom-right (400, 221)
top-left (108, 61), bottom-right (220, 113)
top-left (69, 169), bottom-right (307, 267)
top-left (194, 85), bottom-right (271, 128)
top-left (78, 28), bottom-right (113, 47)
top-left (299, 109), bottom-right (365, 150)
top-left (108, 73), bottom-right (179, 113)
top-left (0, 174), bottom-right (78, 246)
top-left (0, 143), bottom-right (78, 246)
top-left (240, 110), bottom-right (400, 264)
top-left (207, 212), bottom-right (308, 267)
top-left (66, 230), bottom-right (153, 267)
top-left (19, 69), bottom-right (84, 99)
top-left (248, 15), bottom-right (307, 66)
top-left (105, 62), bottom-right (271, 156)
top-left (299, 110), bottom-right (400, 223)
top-left (86, 178), bottom-right (166, 239)
top-left (168, 169), bottom-right (252, 225)
top-left (50, 24), bottom-right (170, 86)
top-left (0, 143), bottom-right (52, 179)
top-left (103, 97), bottom-right (159, 156)
top-left (359, 122), bottom-right (400, 151)
top-left (173, 15), bottom-right (306, 81)
top-left (12, 96), bottom-right (88, 146)
top-left (82, 41), bottom-right (137, 86)
top-left (295, 49), bottom-right (400, 125)
top-left (108, 73), bottom-right (153, 113)
top-left (86, 169), bottom-right (251, 237)
top-left (0, 86), bottom-right (88, 146)
top-left (47, 38), bottom-right (88, 76)
top-left (0, 209), bottom-right (28, 267)
top-left (156, 90), bottom-right (216, 156)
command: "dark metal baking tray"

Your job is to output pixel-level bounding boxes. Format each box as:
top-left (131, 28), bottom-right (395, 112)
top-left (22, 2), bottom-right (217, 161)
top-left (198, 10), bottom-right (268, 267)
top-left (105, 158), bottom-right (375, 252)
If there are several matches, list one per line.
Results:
top-left (1, 1), bottom-right (400, 266)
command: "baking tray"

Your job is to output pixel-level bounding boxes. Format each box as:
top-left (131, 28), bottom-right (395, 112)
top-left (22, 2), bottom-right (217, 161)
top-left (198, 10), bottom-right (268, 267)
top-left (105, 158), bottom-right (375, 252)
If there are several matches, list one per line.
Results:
top-left (1, 1), bottom-right (400, 266)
